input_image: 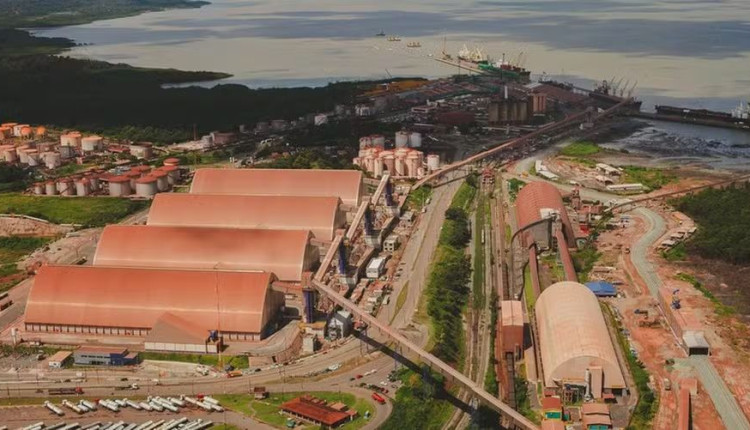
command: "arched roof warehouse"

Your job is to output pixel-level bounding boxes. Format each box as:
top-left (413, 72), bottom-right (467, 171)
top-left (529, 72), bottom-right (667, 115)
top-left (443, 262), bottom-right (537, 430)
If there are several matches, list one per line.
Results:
top-left (25, 266), bottom-right (280, 336)
top-left (535, 281), bottom-right (625, 389)
top-left (147, 193), bottom-right (345, 241)
top-left (190, 168), bottom-right (365, 207)
top-left (515, 181), bottom-right (575, 248)
top-left (93, 225), bottom-right (318, 282)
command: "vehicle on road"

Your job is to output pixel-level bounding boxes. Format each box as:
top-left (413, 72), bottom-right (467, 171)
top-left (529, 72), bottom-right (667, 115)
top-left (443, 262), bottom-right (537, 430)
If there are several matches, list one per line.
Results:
top-left (372, 392), bottom-right (386, 404)
top-left (49, 387), bottom-right (83, 395)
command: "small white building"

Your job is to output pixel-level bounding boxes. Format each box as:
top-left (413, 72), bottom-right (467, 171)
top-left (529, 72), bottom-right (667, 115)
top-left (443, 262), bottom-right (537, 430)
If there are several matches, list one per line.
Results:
top-left (366, 256), bottom-right (388, 279)
top-left (328, 310), bottom-right (353, 340)
top-left (383, 235), bottom-right (400, 252)
top-left (47, 350), bottom-right (73, 369)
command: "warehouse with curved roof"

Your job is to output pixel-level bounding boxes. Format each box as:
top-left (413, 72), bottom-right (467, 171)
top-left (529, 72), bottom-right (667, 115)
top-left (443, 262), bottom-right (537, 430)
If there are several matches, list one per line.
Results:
top-left (147, 193), bottom-right (346, 241)
top-left (535, 281), bottom-right (625, 395)
top-left (515, 181), bottom-right (575, 248)
top-left (24, 266), bottom-right (283, 341)
top-left (190, 168), bottom-right (365, 207)
top-left (93, 225), bottom-right (319, 282)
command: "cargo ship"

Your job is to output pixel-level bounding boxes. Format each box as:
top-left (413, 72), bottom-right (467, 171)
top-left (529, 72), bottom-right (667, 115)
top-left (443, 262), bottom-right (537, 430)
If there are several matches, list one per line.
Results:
top-left (435, 44), bottom-right (531, 82)
top-left (630, 102), bottom-right (750, 132)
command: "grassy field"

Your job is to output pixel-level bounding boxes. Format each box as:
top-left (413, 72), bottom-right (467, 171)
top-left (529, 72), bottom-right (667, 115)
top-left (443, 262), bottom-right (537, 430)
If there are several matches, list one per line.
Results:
top-left (0, 236), bottom-right (53, 292)
top-left (405, 186), bottom-right (433, 211)
top-left (507, 178), bottom-right (525, 201)
top-left (215, 392), bottom-right (373, 430)
top-left (0, 194), bottom-right (149, 226)
top-left (381, 368), bottom-right (454, 430)
top-left (140, 352), bottom-right (249, 369)
top-left (560, 141), bottom-right (600, 157)
top-left (390, 281), bottom-right (409, 324)
top-left (622, 166), bottom-right (677, 190)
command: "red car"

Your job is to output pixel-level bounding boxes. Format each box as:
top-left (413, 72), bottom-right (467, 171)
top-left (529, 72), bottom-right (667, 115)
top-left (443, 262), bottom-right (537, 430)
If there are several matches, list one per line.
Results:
top-left (371, 392), bottom-right (386, 404)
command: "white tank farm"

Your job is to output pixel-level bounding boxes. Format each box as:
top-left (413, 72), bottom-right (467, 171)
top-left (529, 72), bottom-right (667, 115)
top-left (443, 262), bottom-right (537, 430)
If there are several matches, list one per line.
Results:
top-left (60, 132), bottom-right (82, 147)
top-left (81, 136), bottom-right (103, 152)
top-left (75, 179), bottom-right (90, 196)
top-left (409, 132), bottom-right (422, 148)
top-left (395, 131), bottom-right (409, 148)
top-left (152, 170), bottom-right (170, 192)
top-left (135, 176), bottom-right (158, 197)
top-left (45, 182), bottom-right (57, 195)
top-left (427, 154), bottom-right (440, 171)
top-left (109, 176), bottom-right (131, 197)
top-left (42, 152), bottom-right (61, 169)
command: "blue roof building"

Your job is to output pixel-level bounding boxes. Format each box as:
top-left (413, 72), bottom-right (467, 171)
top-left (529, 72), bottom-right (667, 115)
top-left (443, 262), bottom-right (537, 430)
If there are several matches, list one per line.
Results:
top-left (585, 281), bottom-right (617, 297)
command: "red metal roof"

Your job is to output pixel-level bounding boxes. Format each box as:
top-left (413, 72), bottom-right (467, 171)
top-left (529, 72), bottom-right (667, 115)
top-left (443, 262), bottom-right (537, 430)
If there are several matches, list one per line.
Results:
top-left (93, 225), bottom-right (317, 282)
top-left (515, 181), bottom-right (575, 247)
top-left (25, 265), bottom-right (278, 335)
top-left (148, 193), bottom-right (345, 241)
top-left (190, 168), bottom-right (364, 206)
top-left (281, 395), bottom-right (353, 427)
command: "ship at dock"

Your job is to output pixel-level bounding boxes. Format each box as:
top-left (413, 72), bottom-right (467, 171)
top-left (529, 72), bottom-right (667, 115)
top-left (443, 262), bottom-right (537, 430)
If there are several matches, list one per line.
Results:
top-left (435, 44), bottom-right (531, 82)
top-left (651, 102), bottom-right (749, 129)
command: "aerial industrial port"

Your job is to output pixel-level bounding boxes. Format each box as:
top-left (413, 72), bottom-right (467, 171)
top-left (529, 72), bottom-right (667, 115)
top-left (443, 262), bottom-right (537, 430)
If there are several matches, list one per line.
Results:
top-left (0, 40), bottom-right (749, 430)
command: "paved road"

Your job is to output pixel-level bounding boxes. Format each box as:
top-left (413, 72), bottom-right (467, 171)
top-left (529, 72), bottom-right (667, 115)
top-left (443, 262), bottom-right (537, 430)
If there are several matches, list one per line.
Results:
top-left (631, 207), bottom-right (750, 430)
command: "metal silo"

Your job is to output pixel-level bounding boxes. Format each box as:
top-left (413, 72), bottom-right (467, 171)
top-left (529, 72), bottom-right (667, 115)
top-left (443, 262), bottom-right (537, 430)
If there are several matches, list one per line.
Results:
top-left (395, 131), bottom-right (409, 148)
top-left (408, 132), bottom-right (422, 148)
top-left (135, 176), bottom-right (158, 198)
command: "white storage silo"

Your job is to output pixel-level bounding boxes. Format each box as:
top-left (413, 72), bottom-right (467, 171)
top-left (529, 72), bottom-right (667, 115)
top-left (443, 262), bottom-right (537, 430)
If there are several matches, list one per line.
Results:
top-left (395, 156), bottom-right (405, 176)
top-left (17, 145), bottom-right (30, 164)
top-left (427, 154), bottom-right (440, 171)
top-left (409, 132), bottom-right (422, 148)
top-left (135, 176), bottom-right (158, 198)
top-left (373, 157), bottom-right (384, 177)
top-left (2, 147), bottom-right (17, 163)
top-left (152, 170), bottom-right (169, 192)
top-left (108, 176), bottom-right (131, 197)
top-left (75, 179), bottom-right (90, 196)
top-left (163, 157), bottom-right (180, 167)
top-left (417, 167), bottom-right (425, 178)
top-left (395, 131), bottom-right (409, 148)
top-left (382, 152), bottom-right (395, 174)
top-left (58, 179), bottom-right (74, 196)
top-left (407, 152), bottom-right (421, 178)
top-left (26, 150), bottom-right (40, 167)
top-left (43, 152), bottom-right (61, 169)
top-left (161, 165), bottom-right (180, 185)
top-left (126, 171), bottom-right (141, 190)
top-left (45, 182), bottom-right (57, 195)
top-left (33, 183), bottom-right (44, 195)
top-left (81, 136), bottom-right (102, 152)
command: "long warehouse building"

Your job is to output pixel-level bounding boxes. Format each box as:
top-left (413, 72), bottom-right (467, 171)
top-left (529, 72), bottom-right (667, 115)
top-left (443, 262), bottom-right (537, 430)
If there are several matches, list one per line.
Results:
top-left (25, 266), bottom-right (284, 342)
top-left (147, 193), bottom-right (346, 241)
top-left (189, 168), bottom-right (365, 207)
top-left (534, 281), bottom-right (626, 398)
top-left (516, 181), bottom-right (575, 249)
top-left (93, 225), bottom-right (319, 282)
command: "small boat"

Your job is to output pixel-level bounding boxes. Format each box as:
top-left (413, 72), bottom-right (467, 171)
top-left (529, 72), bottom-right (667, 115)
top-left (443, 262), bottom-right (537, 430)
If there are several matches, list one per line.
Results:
top-left (375, 30), bottom-right (386, 37)
top-left (407, 42), bottom-right (421, 48)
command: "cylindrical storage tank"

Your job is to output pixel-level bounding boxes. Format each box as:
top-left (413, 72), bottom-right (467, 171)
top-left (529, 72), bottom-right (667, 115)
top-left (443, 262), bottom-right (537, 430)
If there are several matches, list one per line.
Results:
top-left (33, 183), bottom-right (44, 195)
top-left (42, 152), bottom-right (61, 169)
top-left (89, 175), bottom-right (100, 191)
top-left (427, 154), bottom-right (440, 171)
top-left (373, 157), bottom-right (384, 177)
top-left (372, 134), bottom-right (386, 148)
top-left (417, 167), bottom-right (425, 178)
top-left (134, 165), bottom-right (151, 175)
top-left (35, 126), bottom-right (46, 137)
top-left (75, 179), bottom-right (90, 196)
top-left (395, 131), bottom-right (409, 148)
top-left (152, 170), bottom-right (169, 192)
top-left (45, 181), bottom-right (57, 195)
top-left (81, 136), bottom-right (102, 152)
top-left (59, 145), bottom-right (75, 159)
top-left (359, 136), bottom-right (372, 149)
top-left (409, 132), bottom-right (422, 148)
top-left (26, 150), bottom-right (40, 167)
top-left (3, 147), bottom-right (18, 163)
top-left (12, 124), bottom-right (29, 137)
top-left (363, 155), bottom-right (375, 174)
top-left (163, 157), bottom-right (180, 167)
top-left (20, 126), bottom-right (32, 139)
top-left (161, 165), bottom-right (180, 184)
top-left (60, 133), bottom-right (81, 147)
top-left (407, 152), bottom-right (421, 178)
top-left (17, 145), bottom-right (30, 163)
top-left (383, 154), bottom-right (395, 174)
top-left (37, 142), bottom-right (54, 152)
top-left (108, 176), bottom-right (131, 197)
top-left (135, 176), bottom-right (158, 198)
top-left (126, 171), bottom-right (141, 189)
top-left (58, 179), bottom-right (74, 196)
top-left (395, 157), bottom-right (405, 176)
